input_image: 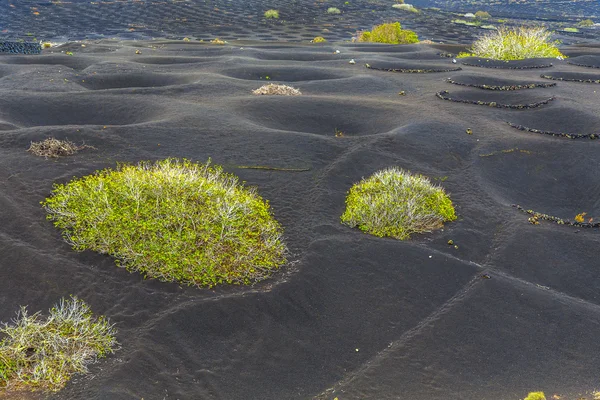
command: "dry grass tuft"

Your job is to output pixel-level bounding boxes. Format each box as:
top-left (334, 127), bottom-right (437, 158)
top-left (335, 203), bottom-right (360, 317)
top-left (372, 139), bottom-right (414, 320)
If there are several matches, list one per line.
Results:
top-left (252, 84), bottom-right (302, 96)
top-left (27, 138), bottom-right (94, 158)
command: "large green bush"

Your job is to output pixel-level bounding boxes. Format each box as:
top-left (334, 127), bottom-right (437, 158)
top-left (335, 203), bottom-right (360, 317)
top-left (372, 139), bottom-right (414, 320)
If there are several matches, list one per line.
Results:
top-left (340, 168), bottom-right (456, 240)
top-left (458, 26), bottom-right (565, 60)
top-left (42, 159), bottom-right (288, 287)
top-left (0, 297), bottom-right (117, 392)
top-left (358, 22), bottom-right (419, 44)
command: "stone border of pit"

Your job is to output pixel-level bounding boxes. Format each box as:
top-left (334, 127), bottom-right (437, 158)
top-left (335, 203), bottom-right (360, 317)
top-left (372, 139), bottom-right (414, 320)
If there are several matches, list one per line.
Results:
top-left (513, 204), bottom-right (600, 228)
top-left (446, 77), bottom-right (556, 90)
top-left (507, 122), bottom-right (600, 139)
top-left (365, 64), bottom-right (462, 73)
top-left (436, 90), bottom-right (555, 109)
top-left (540, 74), bottom-right (600, 84)
top-left (461, 61), bottom-right (554, 70)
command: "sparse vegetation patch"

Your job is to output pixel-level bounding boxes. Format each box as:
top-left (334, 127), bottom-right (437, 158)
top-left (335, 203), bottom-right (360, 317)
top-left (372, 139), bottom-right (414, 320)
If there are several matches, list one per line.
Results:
top-left (311, 36), bottom-right (327, 43)
top-left (264, 9), bottom-right (279, 19)
top-left (358, 22), bottom-right (419, 44)
top-left (327, 7), bottom-right (341, 14)
top-left (458, 26), bottom-right (565, 60)
top-left (0, 297), bottom-right (117, 392)
top-left (253, 84), bottom-right (301, 96)
top-left (392, 3), bottom-right (419, 13)
top-left (42, 159), bottom-right (288, 287)
top-left (340, 167), bottom-right (456, 240)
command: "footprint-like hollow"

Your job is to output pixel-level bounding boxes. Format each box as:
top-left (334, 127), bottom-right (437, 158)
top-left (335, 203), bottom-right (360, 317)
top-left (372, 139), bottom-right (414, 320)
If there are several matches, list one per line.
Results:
top-left (0, 55), bottom-right (95, 71)
top-left (220, 66), bottom-right (347, 81)
top-left (567, 55), bottom-right (600, 68)
top-left (79, 72), bottom-right (200, 90)
top-left (436, 89), bottom-right (555, 109)
top-left (366, 60), bottom-right (460, 73)
top-left (447, 74), bottom-right (556, 90)
top-left (235, 97), bottom-right (418, 136)
top-left (460, 57), bottom-right (554, 69)
top-left (130, 56), bottom-right (212, 65)
top-left (540, 71), bottom-right (600, 83)
top-left (506, 107), bottom-right (600, 139)
top-left (0, 93), bottom-right (165, 127)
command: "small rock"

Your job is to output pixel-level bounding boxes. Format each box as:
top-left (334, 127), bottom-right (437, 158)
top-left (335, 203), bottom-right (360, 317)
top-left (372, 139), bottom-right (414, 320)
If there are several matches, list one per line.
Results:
top-left (447, 240), bottom-right (454, 245)
top-left (349, 59), bottom-right (356, 64)
top-left (398, 91), bottom-right (405, 96)
top-left (334, 50), bottom-right (340, 54)
top-left (135, 49), bottom-right (142, 54)
top-left (466, 128), bottom-right (473, 135)
top-left (452, 59), bottom-right (457, 64)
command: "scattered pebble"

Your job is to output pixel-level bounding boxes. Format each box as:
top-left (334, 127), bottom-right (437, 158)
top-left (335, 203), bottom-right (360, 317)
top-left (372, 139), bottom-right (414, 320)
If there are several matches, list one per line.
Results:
top-left (349, 59), bottom-right (356, 64)
top-left (466, 128), bottom-right (473, 135)
top-left (334, 50), bottom-right (340, 54)
top-left (398, 91), bottom-right (406, 96)
top-left (447, 240), bottom-right (454, 245)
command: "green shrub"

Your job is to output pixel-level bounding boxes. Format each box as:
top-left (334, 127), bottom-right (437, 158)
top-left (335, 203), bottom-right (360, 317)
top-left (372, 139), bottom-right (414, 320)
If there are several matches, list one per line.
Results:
top-left (458, 26), bottom-right (565, 60)
top-left (562, 27), bottom-right (579, 32)
top-left (524, 392), bottom-right (546, 400)
top-left (578, 19), bottom-right (594, 27)
top-left (312, 36), bottom-right (327, 43)
top-left (327, 7), bottom-right (341, 14)
top-left (264, 9), bottom-right (279, 18)
top-left (340, 168), bottom-right (456, 240)
top-left (0, 297), bottom-right (117, 392)
top-left (42, 159), bottom-right (288, 287)
top-left (358, 22), bottom-right (419, 44)
top-left (474, 10), bottom-right (491, 20)
top-left (452, 19), bottom-right (481, 27)
top-left (392, 3), bottom-right (419, 13)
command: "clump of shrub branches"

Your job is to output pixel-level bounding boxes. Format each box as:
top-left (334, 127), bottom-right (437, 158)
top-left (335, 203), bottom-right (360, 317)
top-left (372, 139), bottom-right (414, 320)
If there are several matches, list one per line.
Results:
top-left (458, 26), bottom-right (565, 60)
top-left (42, 159), bottom-right (288, 287)
top-left (340, 167), bottom-right (456, 240)
top-left (0, 297), bottom-right (117, 392)
top-left (358, 22), bottom-right (419, 44)
top-left (252, 84), bottom-right (301, 96)
top-left (28, 138), bottom-right (94, 158)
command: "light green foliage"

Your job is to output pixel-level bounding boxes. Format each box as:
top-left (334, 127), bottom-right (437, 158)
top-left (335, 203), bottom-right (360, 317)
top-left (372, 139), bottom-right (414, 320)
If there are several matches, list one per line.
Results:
top-left (358, 22), bottom-right (419, 44)
top-left (474, 10), bottom-right (491, 20)
top-left (0, 297), bottom-right (117, 392)
top-left (562, 27), bottom-right (579, 32)
top-left (524, 392), bottom-right (546, 400)
top-left (42, 159), bottom-right (288, 287)
top-left (458, 26), bottom-right (565, 60)
top-left (264, 9), bottom-right (279, 18)
top-left (392, 3), bottom-right (419, 13)
top-left (312, 36), bottom-right (327, 43)
top-left (578, 19), bottom-right (594, 27)
top-left (340, 168), bottom-right (456, 240)
top-left (327, 7), bottom-right (341, 14)
top-left (452, 19), bottom-right (481, 27)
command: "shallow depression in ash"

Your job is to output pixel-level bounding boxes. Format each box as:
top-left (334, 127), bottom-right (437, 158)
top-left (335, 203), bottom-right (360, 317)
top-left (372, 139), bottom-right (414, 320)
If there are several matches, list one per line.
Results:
top-left (220, 66), bottom-right (347, 82)
top-left (234, 97), bottom-right (422, 136)
top-left (0, 94), bottom-right (165, 127)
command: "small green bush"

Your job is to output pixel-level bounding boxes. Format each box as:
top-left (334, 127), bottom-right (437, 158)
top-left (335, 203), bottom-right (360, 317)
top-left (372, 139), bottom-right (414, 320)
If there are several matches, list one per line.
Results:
top-left (458, 26), bottom-right (565, 60)
top-left (578, 19), bottom-right (594, 27)
top-left (42, 159), bottom-right (288, 287)
top-left (392, 3), bottom-right (419, 13)
top-left (312, 36), bottom-right (327, 43)
top-left (524, 392), bottom-right (546, 400)
top-left (562, 27), bottom-right (579, 33)
top-left (327, 7), bottom-right (341, 14)
top-left (474, 10), bottom-right (491, 20)
top-left (0, 297), bottom-right (117, 392)
top-left (264, 9), bottom-right (279, 19)
top-left (340, 168), bottom-right (456, 240)
top-left (358, 22), bottom-right (419, 44)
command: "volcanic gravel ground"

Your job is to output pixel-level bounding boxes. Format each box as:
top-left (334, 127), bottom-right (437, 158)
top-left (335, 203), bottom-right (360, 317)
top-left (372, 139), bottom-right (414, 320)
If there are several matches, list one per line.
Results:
top-left (0, 41), bottom-right (599, 400)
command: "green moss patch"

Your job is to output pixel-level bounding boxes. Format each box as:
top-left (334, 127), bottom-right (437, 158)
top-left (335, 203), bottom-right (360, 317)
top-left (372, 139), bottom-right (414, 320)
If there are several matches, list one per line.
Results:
top-left (42, 159), bottom-right (288, 287)
top-left (0, 297), bottom-right (117, 392)
top-left (358, 22), bottom-right (419, 45)
top-left (340, 168), bottom-right (456, 240)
